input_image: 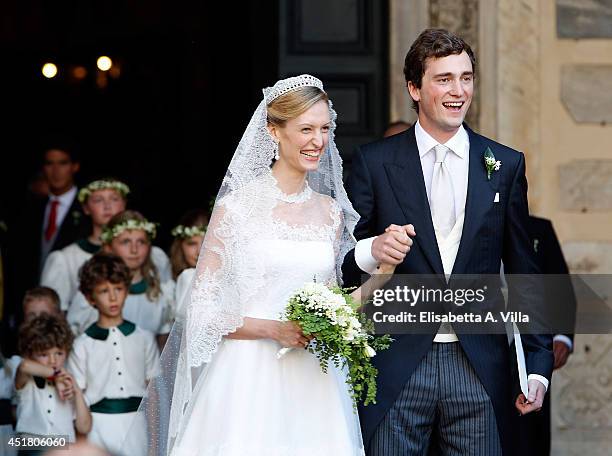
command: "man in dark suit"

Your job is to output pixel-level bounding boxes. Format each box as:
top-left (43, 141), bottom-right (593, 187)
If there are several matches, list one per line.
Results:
top-left (6, 137), bottom-right (87, 326)
top-left (517, 216), bottom-right (576, 455)
top-left (342, 29), bottom-right (553, 455)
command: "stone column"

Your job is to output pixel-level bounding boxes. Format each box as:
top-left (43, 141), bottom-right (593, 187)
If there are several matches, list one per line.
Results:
top-left (388, 0), bottom-right (429, 125)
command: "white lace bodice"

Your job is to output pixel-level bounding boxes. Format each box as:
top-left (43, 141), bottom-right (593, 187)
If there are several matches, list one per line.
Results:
top-left (240, 239), bottom-right (335, 320)
top-left (186, 172), bottom-right (342, 366)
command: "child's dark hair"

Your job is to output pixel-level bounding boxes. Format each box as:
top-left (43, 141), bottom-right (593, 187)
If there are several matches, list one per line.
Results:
top-left (22, 287), bottom-right (61, 312)
top-left (18, 314), bottom-right (74, 358)
top-left (79, 252), bottom-right (132, 298)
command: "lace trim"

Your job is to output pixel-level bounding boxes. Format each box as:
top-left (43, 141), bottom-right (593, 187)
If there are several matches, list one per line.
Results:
top-left (266, 171), bottom-right (312, 203)
top-left (268, 200), bottom-right (340, 243)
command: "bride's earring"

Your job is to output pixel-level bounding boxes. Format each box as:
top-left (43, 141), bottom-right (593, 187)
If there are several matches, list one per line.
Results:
top-left (274, 142), bottom-right (280, 161)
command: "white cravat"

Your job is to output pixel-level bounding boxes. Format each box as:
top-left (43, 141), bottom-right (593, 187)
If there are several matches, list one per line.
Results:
top-left (430, 144), bottom-right (457, 237)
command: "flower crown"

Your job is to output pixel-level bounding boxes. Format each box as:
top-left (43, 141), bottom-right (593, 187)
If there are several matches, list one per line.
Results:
top-left (263, 74), bottom-right (324, 104)
top-left (78, 180), bottom-right (130, 203)
top-left (171, 224), bottom-right (207, 239)
top-left (101, 218), bottom-right (157, 244)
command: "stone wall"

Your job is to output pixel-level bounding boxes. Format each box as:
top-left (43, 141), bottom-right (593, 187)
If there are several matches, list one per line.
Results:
top-left (430, 0), bottom-right (480, 130)
top-left (389, 0), bottom-right (612, 453)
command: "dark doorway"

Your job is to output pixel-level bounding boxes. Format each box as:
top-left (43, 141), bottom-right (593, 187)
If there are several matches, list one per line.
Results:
top-left (0, 1), bottom-right (279, 246)
top-left (278, 0), bottom-right (389, 167)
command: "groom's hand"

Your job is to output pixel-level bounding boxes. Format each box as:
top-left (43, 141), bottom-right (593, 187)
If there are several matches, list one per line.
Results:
top-left (515, 379), bottom-right (546, 415)
top-left (371, 224), bottom-right (416, 265)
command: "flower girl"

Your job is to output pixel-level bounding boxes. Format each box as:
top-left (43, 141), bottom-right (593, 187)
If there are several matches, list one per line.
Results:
top-left (67, 211), bottom-right (174, 347)
top-left (168, 209), bottom-right (208, 320)
top-left (40, 179), bottom-right (172, 311)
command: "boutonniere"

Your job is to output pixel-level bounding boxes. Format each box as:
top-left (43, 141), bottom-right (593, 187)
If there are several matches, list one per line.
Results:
top-left (484, 147), bottom-right (502, 180)
top-left (533, 238), bottom-right (539, 253)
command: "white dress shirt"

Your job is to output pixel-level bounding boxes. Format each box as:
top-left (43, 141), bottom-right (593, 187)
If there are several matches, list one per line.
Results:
top-left (42, 186), bottom-right (78, 240)
top-left (40, 186), bottom-right (78, 267)
top-left (355, 121), bottom-right (469, 273)
top-left (354, 121), bottom-right (550, 390)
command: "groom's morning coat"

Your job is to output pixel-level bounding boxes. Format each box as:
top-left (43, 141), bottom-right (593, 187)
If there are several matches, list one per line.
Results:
top-left (342, 124), bottom-right (554, 455)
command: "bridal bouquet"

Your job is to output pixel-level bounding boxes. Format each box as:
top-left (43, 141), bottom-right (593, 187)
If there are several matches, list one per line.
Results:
top-left (277, 281), bottom-right (392, 406)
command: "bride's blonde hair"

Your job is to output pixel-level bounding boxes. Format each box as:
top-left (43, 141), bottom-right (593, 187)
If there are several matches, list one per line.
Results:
top-left (267, 86), bottom-right (328, 127)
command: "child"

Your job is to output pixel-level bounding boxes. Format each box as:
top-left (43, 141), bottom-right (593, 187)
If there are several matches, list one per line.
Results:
top-left (67, 211), bottom-right (174, 346)
top-left (169, 209), bottom-right (208, 321)
top-left (40, 178), bottom-right (172, 311)
top-left (22, 286), bottom-right (62, 322)
top-left (67, 253), bottom-right (159, 456)
top-left (169, 209), bottom-right (208, 280)
top-left (14, 314), bottom-right (91, 447)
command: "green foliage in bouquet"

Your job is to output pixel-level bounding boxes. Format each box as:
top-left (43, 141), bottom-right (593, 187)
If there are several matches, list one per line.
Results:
top-left (284, 284), bottom-right (392, 407)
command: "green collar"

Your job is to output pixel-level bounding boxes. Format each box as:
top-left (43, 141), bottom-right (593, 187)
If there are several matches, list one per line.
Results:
top-left (85, 320), bottom-right (136, 341)
top-left (129, 279), bottom-right (148, 295)
top-left (77, 238), bottom-right (101, 254)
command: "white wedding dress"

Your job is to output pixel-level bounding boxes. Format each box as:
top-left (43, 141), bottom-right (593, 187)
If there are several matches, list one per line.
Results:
top-left (170, 175), bottom-right (364, 456)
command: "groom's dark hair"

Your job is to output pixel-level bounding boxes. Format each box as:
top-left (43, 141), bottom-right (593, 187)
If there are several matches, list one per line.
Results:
top-left (404, 28), bottom-right (476, 112)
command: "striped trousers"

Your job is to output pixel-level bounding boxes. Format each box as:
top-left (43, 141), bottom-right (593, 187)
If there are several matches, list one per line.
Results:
top-left (369, 342), bottom-right (502, 456)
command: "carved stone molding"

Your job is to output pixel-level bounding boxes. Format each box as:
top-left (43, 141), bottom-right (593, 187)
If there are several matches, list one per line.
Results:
top-left (430, 0), bottom-right (480, 130)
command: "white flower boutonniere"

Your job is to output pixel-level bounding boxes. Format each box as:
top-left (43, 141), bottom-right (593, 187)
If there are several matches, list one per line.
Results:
top-left (484, 147), bottom-right (502, 180)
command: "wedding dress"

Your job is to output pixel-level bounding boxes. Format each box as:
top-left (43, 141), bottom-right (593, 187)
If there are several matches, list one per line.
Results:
top-left (170, 172), bottom-right (364, 455)
top-left (133, 75), bottom-right (363, 456)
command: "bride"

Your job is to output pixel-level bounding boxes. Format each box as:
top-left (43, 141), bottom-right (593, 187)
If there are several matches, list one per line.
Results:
top-left (145, 75), bottom-right (394, 456)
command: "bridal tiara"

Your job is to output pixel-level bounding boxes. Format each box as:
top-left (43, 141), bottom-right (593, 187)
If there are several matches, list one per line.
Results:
top-left (263, 74), bottom-right (325, 104)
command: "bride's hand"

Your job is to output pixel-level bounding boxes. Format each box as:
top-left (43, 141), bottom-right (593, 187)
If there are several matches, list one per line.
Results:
top-left (274, 321), bottom-right (311, 349)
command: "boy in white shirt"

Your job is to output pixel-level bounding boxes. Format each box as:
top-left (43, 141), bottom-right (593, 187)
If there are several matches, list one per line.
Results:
top-left (68, 253), bottom-right (159, 456)
top-left (14, 314), bottom-right (91, 448)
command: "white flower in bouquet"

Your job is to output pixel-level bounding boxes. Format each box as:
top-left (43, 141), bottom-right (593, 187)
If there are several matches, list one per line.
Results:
top-left (364, 345), bottom-right (377, 358)
top-left (277, 281), bottom-right (393, 406)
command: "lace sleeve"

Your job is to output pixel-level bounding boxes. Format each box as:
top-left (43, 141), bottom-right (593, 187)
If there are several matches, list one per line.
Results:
top-left (329, 198), bottom-right (344, 286)
top-left (185, 199), bottom-right (243, 368)
top-left (167, 198), bottom-right (248, 446)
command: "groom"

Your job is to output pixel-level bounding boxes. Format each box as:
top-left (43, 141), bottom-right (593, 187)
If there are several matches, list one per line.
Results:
top-left (342, 28), bottom-right (553, 455)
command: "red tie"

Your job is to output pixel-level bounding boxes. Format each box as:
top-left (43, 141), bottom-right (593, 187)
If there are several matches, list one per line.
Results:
top-left (45, 200), bottom-right (59, 241)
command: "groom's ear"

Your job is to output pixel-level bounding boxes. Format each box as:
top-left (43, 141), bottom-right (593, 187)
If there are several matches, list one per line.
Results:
top-left (407, 81), bottom-right (421, 104)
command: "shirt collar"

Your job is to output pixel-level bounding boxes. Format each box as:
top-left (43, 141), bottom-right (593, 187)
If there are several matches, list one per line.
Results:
top-left (129, 279), bottom-right (148, 295)
top-left (33, 376), bottom-right (48, 389)
top-left (415, 120), bottom-right (468, 159)
top-left (85, 320), bottom-right (136, 340)
top-left (77, 238), bottom-right (101, 254)
top-left (49, 186), bottom-right (77, 206)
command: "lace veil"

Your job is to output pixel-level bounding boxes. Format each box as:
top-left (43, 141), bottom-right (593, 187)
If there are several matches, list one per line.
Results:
top-left (140, 75), bottom-right (359, 455)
